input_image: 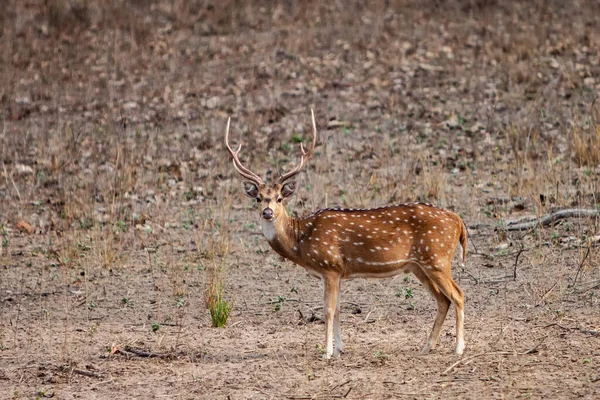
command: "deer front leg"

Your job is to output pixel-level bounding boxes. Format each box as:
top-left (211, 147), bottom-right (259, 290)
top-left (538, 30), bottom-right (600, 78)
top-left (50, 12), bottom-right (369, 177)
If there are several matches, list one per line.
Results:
top-left (322, 275), bottom-right (340, 359)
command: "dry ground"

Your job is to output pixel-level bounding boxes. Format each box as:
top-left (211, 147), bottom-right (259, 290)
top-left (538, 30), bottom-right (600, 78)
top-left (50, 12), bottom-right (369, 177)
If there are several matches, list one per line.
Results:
top-left (1, 1), bottom-right (600, 399)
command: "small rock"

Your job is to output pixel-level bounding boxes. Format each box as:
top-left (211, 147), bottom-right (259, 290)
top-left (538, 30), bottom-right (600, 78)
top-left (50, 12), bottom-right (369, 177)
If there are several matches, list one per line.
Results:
top-left (206, 96), bottom-right (220, 109)
top-left (15, 164), bottom-right (34, 175)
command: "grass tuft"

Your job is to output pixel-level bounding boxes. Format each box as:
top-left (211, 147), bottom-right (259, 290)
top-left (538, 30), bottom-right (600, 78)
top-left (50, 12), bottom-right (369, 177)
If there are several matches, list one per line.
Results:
top-left (205, 256), bottom-right (233, 328)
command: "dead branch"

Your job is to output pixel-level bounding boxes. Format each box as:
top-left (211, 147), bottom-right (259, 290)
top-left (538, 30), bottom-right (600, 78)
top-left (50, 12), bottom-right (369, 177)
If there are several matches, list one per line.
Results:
top-left (570, 245), bottom-right (592, 289)
top-left (504, 209), bottom-right (600, 231)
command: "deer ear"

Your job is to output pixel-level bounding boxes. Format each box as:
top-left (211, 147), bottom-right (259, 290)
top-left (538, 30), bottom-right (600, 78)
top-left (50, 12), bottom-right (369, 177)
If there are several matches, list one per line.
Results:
top-left (281, 181), bottom-right (297, 198)
top-left (243, 182), bottom-right (259, 198)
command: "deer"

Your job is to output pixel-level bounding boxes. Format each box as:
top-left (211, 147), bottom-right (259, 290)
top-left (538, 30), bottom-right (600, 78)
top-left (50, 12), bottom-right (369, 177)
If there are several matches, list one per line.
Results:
top-left (225, 109), bottom-right (467, 359)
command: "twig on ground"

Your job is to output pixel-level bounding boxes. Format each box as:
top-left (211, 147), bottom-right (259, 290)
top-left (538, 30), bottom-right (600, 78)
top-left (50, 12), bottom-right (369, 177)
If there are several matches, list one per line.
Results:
top-left (512, 243), bottom-right (526, 280)
top-left (536, 281), bottom-right (558, 306)
top-left (72, 368), bottom-right (104, 379)
top-left (119, 346), bottom-right (173, 359)
top-left (570, 244), bottom-right (592, 289)
top-left (330, 380), bottom-right (351, 392)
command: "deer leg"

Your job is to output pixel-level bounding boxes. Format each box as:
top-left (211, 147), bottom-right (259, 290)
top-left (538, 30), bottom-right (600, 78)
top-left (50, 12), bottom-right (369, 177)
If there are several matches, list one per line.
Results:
top-left (333, 279), bottom-right (343, 356)
top-left (411, 268), bottom-right (450, 353)
top-left (423, 269), bottom-right (465, 355)
top-left (322, 275), bottom-right (340, 359)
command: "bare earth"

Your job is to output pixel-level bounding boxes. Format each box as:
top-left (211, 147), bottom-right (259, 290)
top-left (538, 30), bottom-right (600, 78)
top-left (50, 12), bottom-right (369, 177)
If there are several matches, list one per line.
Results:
top-left (1, 1), bottom-right (599, 399)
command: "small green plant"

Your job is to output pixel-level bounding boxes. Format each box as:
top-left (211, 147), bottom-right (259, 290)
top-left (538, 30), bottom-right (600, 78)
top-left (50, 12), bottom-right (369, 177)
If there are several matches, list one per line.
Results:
top-left (274, 295), bottom-right (286, 311)
top-left (395, 287), bottom-right (413, 299)
top-left (151, 323), bottom-right (160, 332)
top-left (184, 189), bottom-right (195, 201)
top-left (291, 133), bottom-right (304, 143)
top-left (374, 350), bottom-right (389, 363)
top-left (115, 220), bottom-right (127, 233)
top-left (121, 297), bottom-right (134, 308)
top-left (206, 281), bottom-right (232, 327)
top-left (205, 258), bottom-right (233, 328)
top-left (316, 343), bottom-right (326, 355)
top-left (87, 301), bottom-right (96, 310)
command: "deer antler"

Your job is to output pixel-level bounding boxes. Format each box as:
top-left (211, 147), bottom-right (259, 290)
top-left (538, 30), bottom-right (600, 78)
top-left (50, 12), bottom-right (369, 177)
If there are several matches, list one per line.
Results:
top-left (278, 109), bottom-right (318, 184)
top-left (225, 118), bottom-right (265, 186)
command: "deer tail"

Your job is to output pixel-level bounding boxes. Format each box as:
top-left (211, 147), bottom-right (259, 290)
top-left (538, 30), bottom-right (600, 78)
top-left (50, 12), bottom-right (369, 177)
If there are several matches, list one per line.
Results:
top-left (459, 218), bottom-right (468, 267)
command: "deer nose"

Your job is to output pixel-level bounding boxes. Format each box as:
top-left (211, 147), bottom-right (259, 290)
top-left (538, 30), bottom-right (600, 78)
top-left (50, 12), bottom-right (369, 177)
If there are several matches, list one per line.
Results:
top-left (262, 208), bottom-right (274, 220)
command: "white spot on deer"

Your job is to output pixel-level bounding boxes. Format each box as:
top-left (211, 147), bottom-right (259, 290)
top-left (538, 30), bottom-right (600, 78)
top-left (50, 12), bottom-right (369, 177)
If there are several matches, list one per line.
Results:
top-left (370, 249), bottom-right (376, 252)
top-left (384, 247), bottom-right (389, 251)
top-left (293, 246), bottom-right (298, 251)
top-left (371, 216), bottom-right (375, 219)
top-left (357, 257), bottom-right (363, 263)
top-left (313, 249), bottom-right (318, 254)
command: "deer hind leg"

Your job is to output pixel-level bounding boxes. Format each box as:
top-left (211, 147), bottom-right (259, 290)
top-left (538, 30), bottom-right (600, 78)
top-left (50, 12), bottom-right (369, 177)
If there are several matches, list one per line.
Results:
top-left (322, 275), bottom-right (340, 359)
top-left (333, 279), bottom-right (344, 355)
top-left (411, 268), bottom-right (451, 354)
top-left (423, 267), bottom-right (465, 355)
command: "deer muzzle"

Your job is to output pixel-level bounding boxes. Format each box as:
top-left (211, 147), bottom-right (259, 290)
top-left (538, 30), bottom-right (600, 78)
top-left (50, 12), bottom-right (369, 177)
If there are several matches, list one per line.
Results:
top-left (262, 207), bottom-right (274, 220)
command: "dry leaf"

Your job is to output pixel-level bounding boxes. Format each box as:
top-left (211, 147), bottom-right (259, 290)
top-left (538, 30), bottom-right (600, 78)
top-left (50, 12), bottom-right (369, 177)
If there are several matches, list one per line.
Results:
top-left (16, 220), bottom-right (34, 234)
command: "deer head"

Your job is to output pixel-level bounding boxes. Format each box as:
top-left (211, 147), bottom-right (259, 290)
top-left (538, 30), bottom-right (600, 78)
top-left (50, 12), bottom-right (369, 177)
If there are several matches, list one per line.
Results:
top-left (225, 109), bottom-right (317, 223)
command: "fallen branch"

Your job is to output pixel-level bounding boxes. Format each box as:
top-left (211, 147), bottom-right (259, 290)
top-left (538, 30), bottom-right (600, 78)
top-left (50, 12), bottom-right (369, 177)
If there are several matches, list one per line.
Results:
top-left (504, 209), bottom-right (600, 231)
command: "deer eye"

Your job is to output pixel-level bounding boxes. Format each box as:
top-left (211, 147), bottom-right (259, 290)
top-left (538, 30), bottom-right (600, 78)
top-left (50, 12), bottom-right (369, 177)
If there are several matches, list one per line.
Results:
top-left (277, 197), bottom-right (283, 203)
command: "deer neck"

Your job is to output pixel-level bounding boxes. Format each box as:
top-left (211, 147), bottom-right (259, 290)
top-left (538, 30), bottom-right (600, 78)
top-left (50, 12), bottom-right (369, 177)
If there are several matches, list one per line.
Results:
top-left (260, 212), bottom-right (302, 261)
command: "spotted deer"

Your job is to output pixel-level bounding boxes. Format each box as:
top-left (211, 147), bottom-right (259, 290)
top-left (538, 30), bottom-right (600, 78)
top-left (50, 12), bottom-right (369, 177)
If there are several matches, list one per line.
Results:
top-left (226, 110), bottom-right (467, 359)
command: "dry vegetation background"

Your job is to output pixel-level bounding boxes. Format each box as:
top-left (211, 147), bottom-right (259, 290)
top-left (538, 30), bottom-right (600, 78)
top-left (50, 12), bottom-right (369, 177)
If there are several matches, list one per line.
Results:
top-left (1, 0), bottom-right (600, 399)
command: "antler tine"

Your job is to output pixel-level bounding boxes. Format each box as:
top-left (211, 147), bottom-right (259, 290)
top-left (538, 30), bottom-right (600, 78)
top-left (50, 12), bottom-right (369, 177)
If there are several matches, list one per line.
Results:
top-left (279, 108), bottom-right (318, 183)
top-left (225, 117), bottom-right (264, 185)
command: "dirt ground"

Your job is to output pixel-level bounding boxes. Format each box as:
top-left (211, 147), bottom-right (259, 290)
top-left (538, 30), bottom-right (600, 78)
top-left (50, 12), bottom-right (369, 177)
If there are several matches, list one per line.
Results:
top-left (1, 1), bottom-right (599, 399)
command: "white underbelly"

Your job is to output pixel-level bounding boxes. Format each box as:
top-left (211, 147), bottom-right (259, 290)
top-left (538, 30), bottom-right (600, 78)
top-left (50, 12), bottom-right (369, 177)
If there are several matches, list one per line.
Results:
top-left (345, 268), bottom-right (410, 280)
